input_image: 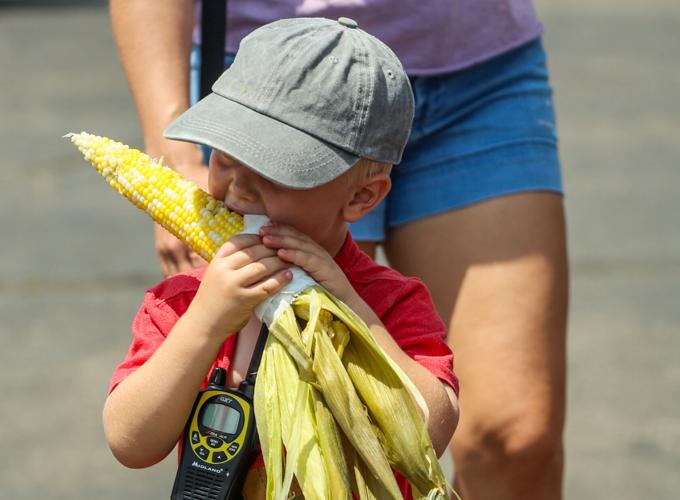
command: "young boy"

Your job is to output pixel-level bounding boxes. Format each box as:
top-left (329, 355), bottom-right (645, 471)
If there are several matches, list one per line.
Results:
top-left (103, 17), bottom-right (459, 498)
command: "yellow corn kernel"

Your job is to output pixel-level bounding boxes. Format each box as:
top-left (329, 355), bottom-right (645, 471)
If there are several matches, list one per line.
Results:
top-left (68, 132), bottom-right (243, 261)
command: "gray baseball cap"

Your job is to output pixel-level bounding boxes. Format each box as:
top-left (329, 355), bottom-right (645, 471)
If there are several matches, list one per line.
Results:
top-left (164, 17), bottom-right (414, 189)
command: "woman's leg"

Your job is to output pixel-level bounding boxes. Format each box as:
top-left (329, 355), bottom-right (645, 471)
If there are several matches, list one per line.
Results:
top-left (385, 191), bottom-right (568, 500)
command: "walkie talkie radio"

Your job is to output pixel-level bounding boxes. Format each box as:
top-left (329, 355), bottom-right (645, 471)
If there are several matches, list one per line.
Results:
top-left (171, 324), bottom-right (268, 500)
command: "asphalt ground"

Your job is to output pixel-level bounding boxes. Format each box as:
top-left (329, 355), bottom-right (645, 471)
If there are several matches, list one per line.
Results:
top-left (1, 2), bottom-right (679, 499)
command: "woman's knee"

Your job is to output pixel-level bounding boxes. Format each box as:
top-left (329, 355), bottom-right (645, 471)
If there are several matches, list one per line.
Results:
top-left (452, 417), bottom-right (564, 499)
top-left (453, 411), bottom-right (563, 473)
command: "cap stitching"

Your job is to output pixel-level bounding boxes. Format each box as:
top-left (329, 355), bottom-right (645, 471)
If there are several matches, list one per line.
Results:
top-left (182, 116), bottom-right (344, 174)
top-left (204, 87), bottom-right (366, 160)
top-left (190, 120), bottom-right (334, 168)
top-left (195, 126), bottom-right (339, 181)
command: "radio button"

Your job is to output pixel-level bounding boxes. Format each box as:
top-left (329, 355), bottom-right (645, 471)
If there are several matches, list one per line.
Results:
top-left (195, 445), bottom-right (210, 460)
top-left (213, 451), bottom-right (228, 463)
top-left (191, 431), bottom-right (200, 445)
top-left (227, 442), bottom-right (239, 455)
top-left (207, 437), bottom-right (223, 449)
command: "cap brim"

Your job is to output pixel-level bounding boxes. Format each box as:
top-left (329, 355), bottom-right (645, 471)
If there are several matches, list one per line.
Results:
top-left (164, 93), bottom-right (359, 189)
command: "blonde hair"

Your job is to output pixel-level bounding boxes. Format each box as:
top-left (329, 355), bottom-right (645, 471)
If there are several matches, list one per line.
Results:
top-left (352, 158), bottom-right (392, 182)
top-left (363, 158), bottom-right (392, 177)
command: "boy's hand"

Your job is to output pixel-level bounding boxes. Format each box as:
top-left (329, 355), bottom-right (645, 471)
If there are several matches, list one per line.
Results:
top-left (260, 223), bottom-right (355, 304)
top-left (186, 234), bottom-right (293, 341)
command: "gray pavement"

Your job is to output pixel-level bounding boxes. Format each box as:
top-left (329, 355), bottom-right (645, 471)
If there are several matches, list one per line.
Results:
top-left (1, 2), bottom-right (679, 499)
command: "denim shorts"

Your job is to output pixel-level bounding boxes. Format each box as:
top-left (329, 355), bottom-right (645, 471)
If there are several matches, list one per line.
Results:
top-left (190, 38), bottom-right (562, 241)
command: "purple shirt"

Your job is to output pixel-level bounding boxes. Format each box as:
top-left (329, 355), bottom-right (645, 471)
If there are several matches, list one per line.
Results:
top-left (193, 0), bottom-right (543, 75)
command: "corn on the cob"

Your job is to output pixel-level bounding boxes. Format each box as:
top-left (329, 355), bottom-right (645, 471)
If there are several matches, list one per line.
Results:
top-left (68, 132), bottom-right (243, 261)
top-left (69, 132), bottom-right (454, 500)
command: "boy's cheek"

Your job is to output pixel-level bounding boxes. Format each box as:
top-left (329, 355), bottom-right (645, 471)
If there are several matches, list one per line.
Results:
top-left (207, 173), bottom-right (227, 203)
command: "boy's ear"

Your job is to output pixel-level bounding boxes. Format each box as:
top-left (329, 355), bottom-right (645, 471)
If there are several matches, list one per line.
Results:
top-left (343, 173), bottom-right (391, 223)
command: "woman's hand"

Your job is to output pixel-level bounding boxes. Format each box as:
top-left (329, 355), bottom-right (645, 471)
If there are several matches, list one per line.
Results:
top-left (150, 141), bottom-right (210, 276)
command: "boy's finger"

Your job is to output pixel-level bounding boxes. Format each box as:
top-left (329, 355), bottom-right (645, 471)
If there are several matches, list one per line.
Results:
top-left (213, 234), bottom-right (263, 258)
top-left (261, 232), bottom-right (321, 256)
top-left (246, 269), bottom-right (294, 298)
top-left (276, 248), bottom-right (324, 275)
top-left (224, 244), bottom-right (280, 269)
top-left (261, 220), bottom-right (295, 232)
top-left (238, 256), bottom-right (292, 287)
top-left (260, 222), bottom-right (308, 240)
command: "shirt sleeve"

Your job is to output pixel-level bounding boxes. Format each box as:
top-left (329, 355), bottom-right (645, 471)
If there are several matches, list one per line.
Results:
top-left (108, 273), bottom-right (200, 394)
top-left (380, 278), bottom-right (459, 395)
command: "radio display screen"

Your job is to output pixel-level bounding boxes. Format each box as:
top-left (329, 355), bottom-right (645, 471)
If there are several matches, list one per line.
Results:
top-left (202, 403), bottom-right (240, 434)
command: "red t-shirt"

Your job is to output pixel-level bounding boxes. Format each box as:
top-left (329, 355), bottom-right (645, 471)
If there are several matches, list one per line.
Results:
top-left (109, 232), bottom-right (458, 498)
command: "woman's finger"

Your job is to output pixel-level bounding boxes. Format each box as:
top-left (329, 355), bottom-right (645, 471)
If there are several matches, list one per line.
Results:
top-left (175, 247), bottom-right (198, 273)
top-left (158, 245), bottom-right (179, 276)
top-left (189, 250), bottom-right (208, 268)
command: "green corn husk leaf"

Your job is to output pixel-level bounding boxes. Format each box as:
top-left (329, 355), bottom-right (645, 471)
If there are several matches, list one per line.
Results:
top-left (261, 322), bottom-right (327, 499)
top-left (312, 324), bottom-right (402, 500)
top-left (266, 305), bottom-right (316, 384)
top-left (342, 432), bottom-right (393, 500)
top-left (258, 303), bottom-right (353, 500)
top-left (344, 341), bottom-right (447, 498)
top-left (296, 292), bottom-right (321, 351)
top-left (304, 288), bottom-right (429, 417)
top-left (259, 286), bottom-right (453, 500)
top-left (278, 377), bottom-right (325, 500)
top-left (312, 388), bottom-right (352, 500)
top-left (298, 287), bottom-right (451, 498)
top-left (329, 319), bottom-right (351, 359)
top-left (254, 336), bottom-right (284, 500)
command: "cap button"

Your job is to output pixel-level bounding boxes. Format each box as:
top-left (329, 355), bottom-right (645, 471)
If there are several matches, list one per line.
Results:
top-left (337, 17), bottom-right (358, 29)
